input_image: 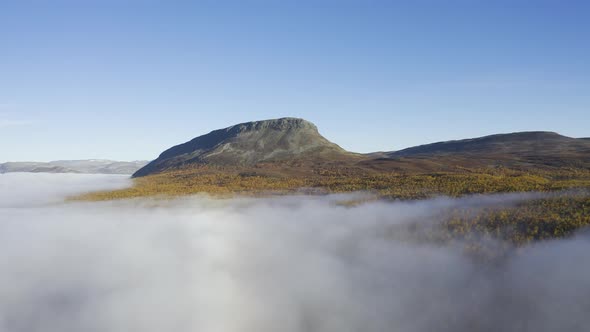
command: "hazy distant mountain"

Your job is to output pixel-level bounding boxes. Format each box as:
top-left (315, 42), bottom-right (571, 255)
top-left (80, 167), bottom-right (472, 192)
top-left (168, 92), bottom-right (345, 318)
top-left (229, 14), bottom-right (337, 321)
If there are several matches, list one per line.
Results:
top-left (0, 160), bottom-right (148, 175)
top-left (134, 118), bottom-right (352, 177)
top-left (383, 131), bottom-right (590, 168)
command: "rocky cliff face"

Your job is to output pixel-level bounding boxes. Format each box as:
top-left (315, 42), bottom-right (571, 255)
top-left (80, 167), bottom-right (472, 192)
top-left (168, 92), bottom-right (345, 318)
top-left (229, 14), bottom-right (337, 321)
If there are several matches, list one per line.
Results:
top-left (134, 118), bottom-right (349, 177)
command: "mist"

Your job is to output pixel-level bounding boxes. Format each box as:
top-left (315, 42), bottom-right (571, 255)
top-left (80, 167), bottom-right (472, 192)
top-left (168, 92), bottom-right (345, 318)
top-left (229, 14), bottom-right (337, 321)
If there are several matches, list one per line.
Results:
top-left (1, 173), bottom-right (589, 332)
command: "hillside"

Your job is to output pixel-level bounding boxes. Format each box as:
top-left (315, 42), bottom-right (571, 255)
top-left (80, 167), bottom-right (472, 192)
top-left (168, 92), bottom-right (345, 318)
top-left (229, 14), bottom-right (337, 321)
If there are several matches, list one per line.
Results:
top-left (382, 131), bottom-right (590, 169)
top-left (135, 126), bottom-right (590, 179)
top-left (0, 160), bottom-right (148, 175)
top-left (79, 119), bottom-right (590, 203)
top-left (133, 117), bottom-right (355, 177)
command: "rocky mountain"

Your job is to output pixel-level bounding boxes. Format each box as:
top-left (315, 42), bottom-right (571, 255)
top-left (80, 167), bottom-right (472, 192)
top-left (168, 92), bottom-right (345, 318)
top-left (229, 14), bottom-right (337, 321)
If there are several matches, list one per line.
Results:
top-left (134, 118), bottom-right (352, 177)
top-left (0, 160), bottom-right (148, 175)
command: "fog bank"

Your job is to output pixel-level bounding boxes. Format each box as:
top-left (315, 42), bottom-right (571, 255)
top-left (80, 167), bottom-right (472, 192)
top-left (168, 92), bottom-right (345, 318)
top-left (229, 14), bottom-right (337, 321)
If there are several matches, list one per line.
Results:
top-left (0, 173), bottom-right (589, 332)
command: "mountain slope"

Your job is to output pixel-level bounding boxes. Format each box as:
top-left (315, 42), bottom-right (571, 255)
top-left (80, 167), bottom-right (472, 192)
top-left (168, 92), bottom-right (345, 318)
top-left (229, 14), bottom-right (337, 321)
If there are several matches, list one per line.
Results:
top-left (135, 122), bottom-right (590, 179)
top-left (0, 160), bottom-right (148, 175)
top-left (134, 118), bottom-right (352, 177)
top-left (384, 131), bottom-right (590, 169)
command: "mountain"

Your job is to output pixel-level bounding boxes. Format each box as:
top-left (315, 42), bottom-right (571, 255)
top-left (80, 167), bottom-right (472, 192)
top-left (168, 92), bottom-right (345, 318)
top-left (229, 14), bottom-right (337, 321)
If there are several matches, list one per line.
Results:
top-left (134, 119), bottom-right (590, 179)
top-left (134, 118), bottom-right (352, 177)
top-left (82, 119), bottom-right (590, 202)
top-left (383, 131), bottom-right (590, 169)
top-left (0, 160), bottom-right (148, 175)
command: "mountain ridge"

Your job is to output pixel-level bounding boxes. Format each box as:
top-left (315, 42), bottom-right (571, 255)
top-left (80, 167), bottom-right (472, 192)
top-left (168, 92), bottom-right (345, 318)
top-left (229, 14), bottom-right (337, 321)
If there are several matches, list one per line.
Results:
top-left (381, 131), bottom-right (590, 169)
top-left (388, 131), bottom-right (578, 156)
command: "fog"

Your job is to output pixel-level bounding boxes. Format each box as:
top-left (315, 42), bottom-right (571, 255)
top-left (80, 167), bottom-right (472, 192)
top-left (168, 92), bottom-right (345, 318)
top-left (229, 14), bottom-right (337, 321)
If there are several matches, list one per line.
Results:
top-left (0, 173), bottom-right (589, 332)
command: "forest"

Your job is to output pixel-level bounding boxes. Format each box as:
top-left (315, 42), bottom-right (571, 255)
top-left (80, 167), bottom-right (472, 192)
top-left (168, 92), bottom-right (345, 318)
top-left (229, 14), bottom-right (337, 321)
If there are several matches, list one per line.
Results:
top-left (76, 166), bottom-right (590, 247)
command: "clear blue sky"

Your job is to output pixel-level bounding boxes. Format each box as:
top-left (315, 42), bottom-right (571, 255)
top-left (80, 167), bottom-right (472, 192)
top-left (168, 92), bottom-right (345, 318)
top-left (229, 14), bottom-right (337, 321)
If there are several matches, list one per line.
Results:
top-left (1, 0), bottom-right (589, 162)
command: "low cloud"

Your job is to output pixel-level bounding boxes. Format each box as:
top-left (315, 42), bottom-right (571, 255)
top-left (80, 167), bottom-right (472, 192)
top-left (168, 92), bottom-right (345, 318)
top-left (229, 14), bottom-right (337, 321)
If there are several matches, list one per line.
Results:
top-left (0, 173), bottom-right (589, 332)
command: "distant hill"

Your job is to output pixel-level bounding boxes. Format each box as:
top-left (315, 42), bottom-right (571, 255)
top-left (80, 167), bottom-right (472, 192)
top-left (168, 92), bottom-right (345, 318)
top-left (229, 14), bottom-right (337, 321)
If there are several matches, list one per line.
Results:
top-left (0, 160), bottom-right (148, 175)
top-left (134, 118), bottom-right (353, 177)
top-left (383, 131), bottom-right (590, 169)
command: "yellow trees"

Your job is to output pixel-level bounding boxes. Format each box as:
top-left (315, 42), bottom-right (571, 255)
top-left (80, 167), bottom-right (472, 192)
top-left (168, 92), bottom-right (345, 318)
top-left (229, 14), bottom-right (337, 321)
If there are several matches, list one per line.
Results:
top-left (76, 166), bottom-right (590, 201)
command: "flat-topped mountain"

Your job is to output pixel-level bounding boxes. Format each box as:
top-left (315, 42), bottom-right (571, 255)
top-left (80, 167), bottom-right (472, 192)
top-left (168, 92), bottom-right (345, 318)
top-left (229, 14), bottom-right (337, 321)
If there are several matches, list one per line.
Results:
top-left (134, 118), bottom-right (351, 177)
top-left (134, 119), bottom-right (590, 179)
top-left (0, 160), bottom-right (148, 175)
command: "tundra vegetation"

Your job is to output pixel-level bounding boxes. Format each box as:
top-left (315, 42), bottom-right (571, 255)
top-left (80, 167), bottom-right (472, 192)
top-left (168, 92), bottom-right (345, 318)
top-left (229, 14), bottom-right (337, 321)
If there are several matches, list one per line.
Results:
top-left (77, 165), bottom-right (590, 247)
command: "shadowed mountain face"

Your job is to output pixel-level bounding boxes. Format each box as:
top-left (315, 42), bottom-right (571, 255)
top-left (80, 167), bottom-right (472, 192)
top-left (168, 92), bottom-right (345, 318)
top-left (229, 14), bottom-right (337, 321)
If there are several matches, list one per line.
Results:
top-left (134, 118), bottom-right (350, 177)
top-left (0, 160), bottom-right (148, 175)
top-left (384, 132), bottom-right (590, 169)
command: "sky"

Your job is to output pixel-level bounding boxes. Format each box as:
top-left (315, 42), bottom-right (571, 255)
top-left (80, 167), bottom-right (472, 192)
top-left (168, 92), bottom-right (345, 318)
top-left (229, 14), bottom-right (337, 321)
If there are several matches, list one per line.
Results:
top-left (0, 0), bottom-right (589, 162)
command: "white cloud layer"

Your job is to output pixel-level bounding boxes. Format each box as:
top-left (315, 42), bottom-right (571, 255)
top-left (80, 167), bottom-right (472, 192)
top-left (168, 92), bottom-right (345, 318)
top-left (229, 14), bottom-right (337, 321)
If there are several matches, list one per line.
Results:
top-left (0, 173), bottom-right (589, 332)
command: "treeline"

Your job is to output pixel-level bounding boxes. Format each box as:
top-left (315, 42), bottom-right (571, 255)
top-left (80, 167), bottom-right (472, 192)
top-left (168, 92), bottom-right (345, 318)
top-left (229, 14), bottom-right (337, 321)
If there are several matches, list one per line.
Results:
top-left (378, 192), bottom-right (590, 259)
top-left (78, 166), bottom-right (590, 201)
top-left (442, 192), bottom-right (590, 246)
